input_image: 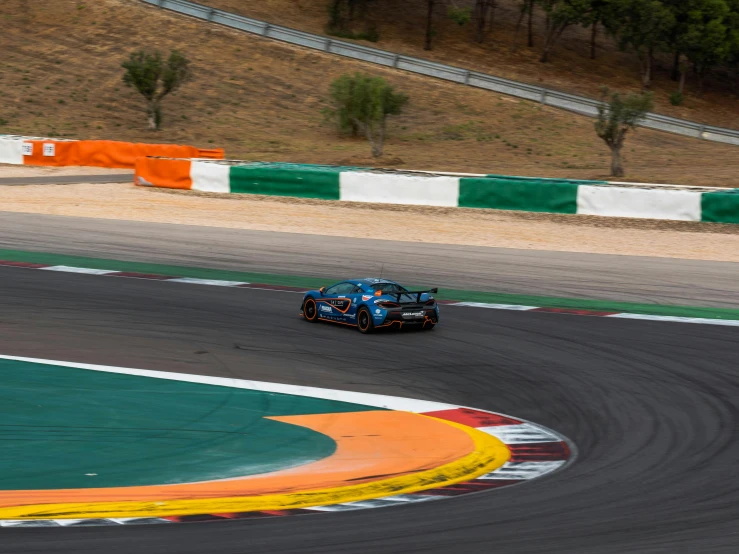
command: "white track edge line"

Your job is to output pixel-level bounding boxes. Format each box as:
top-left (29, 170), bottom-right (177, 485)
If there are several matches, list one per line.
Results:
top-left (0, 354), bottom-right (457, 412)
top-left (17, 264), bottom-right (739, 328)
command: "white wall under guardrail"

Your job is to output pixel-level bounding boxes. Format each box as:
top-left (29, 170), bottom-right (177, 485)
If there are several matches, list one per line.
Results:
top-left (141, 0), bottom-right (739, 147)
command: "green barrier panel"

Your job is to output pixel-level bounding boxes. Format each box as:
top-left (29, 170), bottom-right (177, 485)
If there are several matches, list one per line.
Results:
top-left (459, 176), bottom-right (580, 213)
top-left (229, 163), bottom-right (360, 200)
top-left (701, 189), bottom-right (739, 224)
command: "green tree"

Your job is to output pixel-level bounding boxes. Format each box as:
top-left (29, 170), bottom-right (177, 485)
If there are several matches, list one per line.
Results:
top-left (472, 0), bottom-right (496, 43)
top-left (595, 88), bottom-right (653, 177)
top-left (511, 0), bottom-right (536, 50)
top-left (606, 0), bottom-right (674, 88)
top-left (728, 0), bottom-right (739, 92)
top-left (326, 0), bottom-right (377, 40)
top-left (539, 0), bottom-right (594, 62)
top-left (582, 0), bottom-right (610, 60)
top-left (425, 0), bottom-right (436, 50)
top-left (679, 0), bottom-right (734, 93)
top-left (122, 50), bottom-right (191, 130)
top-left (327, 72), bottom-right (408, 157)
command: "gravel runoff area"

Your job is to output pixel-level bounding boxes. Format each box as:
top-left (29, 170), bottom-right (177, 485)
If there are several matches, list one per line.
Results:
top-left (0, 175), bottom-right (736, 263)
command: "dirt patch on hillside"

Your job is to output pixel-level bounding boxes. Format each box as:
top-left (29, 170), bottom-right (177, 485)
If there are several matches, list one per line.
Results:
top-left (1, 0), bottom-right (738, 187)
top-left (0, 183), bottom-right (737, 263)
top-left (202, 0), bottom-right (739, 131)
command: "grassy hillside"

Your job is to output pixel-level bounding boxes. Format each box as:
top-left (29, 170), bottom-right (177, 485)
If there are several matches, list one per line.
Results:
top-left (202, 0), bottom-right (739, 131)
top-left (0, 0), bottom-right (738, 186)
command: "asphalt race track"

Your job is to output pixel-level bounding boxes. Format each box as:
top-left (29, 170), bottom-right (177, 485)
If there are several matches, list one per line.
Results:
top-left (0, 174), bottom-right (133, 186)
top-left (1, 263), bottom-right (737, 554)
top-left (1, 212), bottom-right (738, 308)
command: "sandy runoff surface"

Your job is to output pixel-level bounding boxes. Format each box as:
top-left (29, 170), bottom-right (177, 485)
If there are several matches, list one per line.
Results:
top-left (0, 171), bottom-right (736, 263)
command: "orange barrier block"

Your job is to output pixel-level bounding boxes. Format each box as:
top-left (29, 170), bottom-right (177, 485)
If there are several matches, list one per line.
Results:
top-left (134, 156), bottom-right (193, 189)
top-left (21, 140), bottom-right (73, 167)
top-left (22, 139), bottom-right (223, 169)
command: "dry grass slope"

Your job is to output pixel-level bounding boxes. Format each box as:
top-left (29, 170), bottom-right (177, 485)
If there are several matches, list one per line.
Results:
top-left (0, 0), bottom-right (738, 186)
top-left (202, 0), bottom-right (739, 130)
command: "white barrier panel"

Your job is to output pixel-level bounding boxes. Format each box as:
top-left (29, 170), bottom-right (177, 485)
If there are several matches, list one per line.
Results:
top-left (577, 186), bottom-right (702, 221)
top-left (340, 172), bottom-right (460, 207)
top-left (0, 138), bottom-right (24, 165)
top-left (191, 160), bottom-right (230, 193)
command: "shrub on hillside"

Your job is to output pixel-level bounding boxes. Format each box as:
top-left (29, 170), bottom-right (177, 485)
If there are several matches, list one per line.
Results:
top-left (122, 50), bottom-right (191, 130)
top-left (325, 72), bottom-right (408, 157)
top-left (595, 87), bottom-right (654, 177)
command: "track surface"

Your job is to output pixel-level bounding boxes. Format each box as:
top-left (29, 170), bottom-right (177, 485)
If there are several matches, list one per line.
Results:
top-left (1, 266), bottom-right (737, 553)
top-left (1, 211), bottom-right (738, 308)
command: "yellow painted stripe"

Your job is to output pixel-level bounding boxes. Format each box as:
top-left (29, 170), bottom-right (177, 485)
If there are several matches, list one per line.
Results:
top-left (0, 417), bottom-right (509, 520)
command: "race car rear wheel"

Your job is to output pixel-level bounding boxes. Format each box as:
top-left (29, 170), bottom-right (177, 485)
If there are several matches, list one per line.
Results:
top-left (357, 307), bottom-right (374, 334)
top-left (303, 298), bottom-right (319, 322)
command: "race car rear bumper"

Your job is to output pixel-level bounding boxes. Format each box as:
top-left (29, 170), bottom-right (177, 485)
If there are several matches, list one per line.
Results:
top-left (381, 308), bottom-right (439, 327)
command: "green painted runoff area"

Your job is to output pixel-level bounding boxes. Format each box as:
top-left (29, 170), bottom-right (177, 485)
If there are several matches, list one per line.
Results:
top-left (0, 358), bottom-right (380, 490)
top-left (1, 248), bottom-right (739, 321)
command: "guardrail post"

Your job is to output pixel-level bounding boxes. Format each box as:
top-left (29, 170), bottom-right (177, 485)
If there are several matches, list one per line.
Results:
top-left (206, 8), bottom-right (215, 21)
top-left (464, 70), bottom-right (470, 85)
top-left (262, 23), bottom-right (271, 36)
top-left (540, 90), bottom-right (548, 104)
top-left (393, 54), bottom-right (400, 68)
top-left (699, 125), bottom-right (706, 139)
top-left (325, 39), bottom-right (332, 52)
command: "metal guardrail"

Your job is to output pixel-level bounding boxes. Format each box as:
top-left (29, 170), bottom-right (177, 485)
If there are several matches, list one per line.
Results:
top-left (142, 0), bottom-right (739, 147)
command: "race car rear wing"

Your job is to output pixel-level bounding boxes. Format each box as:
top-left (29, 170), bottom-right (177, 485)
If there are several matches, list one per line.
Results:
top-left (391, 288), bottom-right (438, 303)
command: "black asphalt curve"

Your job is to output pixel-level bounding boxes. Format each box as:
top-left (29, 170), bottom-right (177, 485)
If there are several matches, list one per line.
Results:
top-left (0, 174), bottom-right (133, 186)
top-left (1, 211), bottom-right (738, 308)
top-left (1, 266), bottom-right (737, 553)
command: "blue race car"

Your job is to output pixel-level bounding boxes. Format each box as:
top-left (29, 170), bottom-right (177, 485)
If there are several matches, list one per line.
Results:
top-left (299, 278), bottom-right (439, 333)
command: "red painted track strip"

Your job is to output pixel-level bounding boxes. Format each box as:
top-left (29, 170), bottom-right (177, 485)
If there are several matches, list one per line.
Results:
top-left (424, 408), bottom-right (522, 427)
top-left (530, 307), bottom-right (620, 316)
top-left (106, 272), bottom-right (176, 280)
top-left (508, 442), bottom-right (570, 462)
top-left (0, 261), bottom-right (50, 268)
top-left (163, 514), bottom-right (227, 522)
top-left (237, 283), bottom-right (309, 292)
top-left (415, 480), bottom-right (522, 496)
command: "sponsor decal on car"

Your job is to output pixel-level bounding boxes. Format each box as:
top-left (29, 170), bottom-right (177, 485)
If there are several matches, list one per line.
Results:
top-left (323, 298), bottom-right (351, 312)
top-left (375, 309), bottom-right (382, 314)
top-left (402, 311), bottom-right (424, 318)
top-left (320, 305), bottom-right (333, 313)
top-left (362, 295), bottom-right (372, 301)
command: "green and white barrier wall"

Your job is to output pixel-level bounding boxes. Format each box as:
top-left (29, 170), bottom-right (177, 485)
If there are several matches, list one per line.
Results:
top-left (134, 158), bottom-right (739, 224)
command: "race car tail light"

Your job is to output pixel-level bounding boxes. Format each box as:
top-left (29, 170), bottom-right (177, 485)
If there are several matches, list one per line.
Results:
top-left (425, 299), bottom-right (436, 306)
top-left (377, 301), bottom-right (401, 309)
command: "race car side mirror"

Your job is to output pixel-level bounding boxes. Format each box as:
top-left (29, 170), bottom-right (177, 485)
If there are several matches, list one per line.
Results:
top-left (319, 287), bottom-right (326, 295)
